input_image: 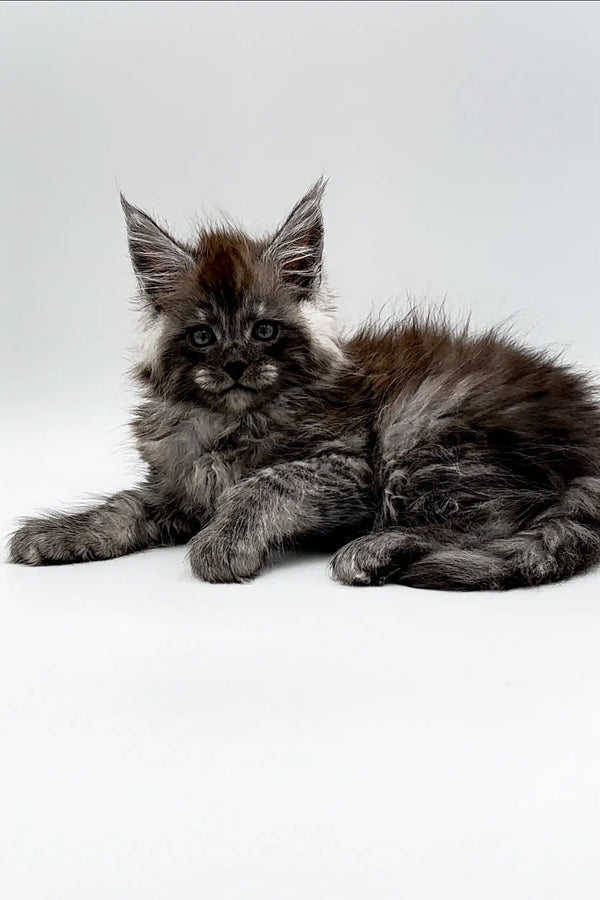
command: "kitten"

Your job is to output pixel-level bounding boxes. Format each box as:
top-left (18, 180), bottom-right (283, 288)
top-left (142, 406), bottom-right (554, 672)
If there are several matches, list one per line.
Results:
top-left (9, 180), bottom-right (600, 589)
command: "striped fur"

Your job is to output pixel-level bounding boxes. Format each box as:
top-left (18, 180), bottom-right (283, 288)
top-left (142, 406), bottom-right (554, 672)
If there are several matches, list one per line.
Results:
top-left (9, 183), bottom-right (600, 589)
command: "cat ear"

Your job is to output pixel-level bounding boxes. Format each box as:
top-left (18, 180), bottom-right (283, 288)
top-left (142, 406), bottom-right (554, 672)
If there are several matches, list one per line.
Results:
top-left (120, 194), bottom-right (194, 301)
top-left (267, 178), bottom-right (326, 294)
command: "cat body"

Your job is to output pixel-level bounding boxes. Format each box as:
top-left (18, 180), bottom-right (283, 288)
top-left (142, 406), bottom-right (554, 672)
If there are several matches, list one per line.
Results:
top-left (9, 181), bottom-right (600, 589)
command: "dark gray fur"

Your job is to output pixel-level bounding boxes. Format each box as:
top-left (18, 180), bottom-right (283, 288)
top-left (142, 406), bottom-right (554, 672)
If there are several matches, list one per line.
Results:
top-left (9, 182), bottom-right (600, 589)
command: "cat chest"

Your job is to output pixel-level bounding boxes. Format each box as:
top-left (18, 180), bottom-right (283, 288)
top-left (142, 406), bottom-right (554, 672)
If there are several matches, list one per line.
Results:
top-left (140, 419), bottom-right (274, 510)
top-left (180, 448), bottom-right (252, 508)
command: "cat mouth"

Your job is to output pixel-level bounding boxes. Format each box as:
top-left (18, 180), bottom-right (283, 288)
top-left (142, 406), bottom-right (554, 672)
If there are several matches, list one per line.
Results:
top-left (224, 384), bottom-right (257, 394)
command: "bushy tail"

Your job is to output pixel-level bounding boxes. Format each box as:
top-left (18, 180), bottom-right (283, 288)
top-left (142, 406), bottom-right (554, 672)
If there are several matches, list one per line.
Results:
top-left (400, 476), bottom-right (600, 591)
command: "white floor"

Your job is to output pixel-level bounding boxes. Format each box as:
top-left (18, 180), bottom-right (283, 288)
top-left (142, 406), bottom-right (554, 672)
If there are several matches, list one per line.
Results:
top-left (2, 410), bottom-right (600, 899)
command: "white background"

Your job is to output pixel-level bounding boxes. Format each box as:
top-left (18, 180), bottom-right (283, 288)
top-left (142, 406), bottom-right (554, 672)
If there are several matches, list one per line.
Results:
top-left (1, 2), bottom-right (600, 897)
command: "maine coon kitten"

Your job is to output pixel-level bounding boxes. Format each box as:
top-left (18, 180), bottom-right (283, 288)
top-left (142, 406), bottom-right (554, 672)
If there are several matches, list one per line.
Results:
top-left (9, 180), bottom-right (600, 589)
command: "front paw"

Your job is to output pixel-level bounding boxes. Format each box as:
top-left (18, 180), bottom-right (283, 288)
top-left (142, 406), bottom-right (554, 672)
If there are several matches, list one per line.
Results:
top-left (188, 521), bottom-right (268, 583)
top-left (9, 517), bottom-right (79, 566)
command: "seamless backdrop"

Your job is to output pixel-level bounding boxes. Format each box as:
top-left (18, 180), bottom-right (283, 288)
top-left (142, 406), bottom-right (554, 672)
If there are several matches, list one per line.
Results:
top-left (1, 3), bottom-right (600, 899)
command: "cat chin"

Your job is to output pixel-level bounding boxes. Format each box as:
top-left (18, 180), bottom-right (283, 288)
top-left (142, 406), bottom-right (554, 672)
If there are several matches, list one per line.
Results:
top-left (221, 387), bottom-right (263, 414)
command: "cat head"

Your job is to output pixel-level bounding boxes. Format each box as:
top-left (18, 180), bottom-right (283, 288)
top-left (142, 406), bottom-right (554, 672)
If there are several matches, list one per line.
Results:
top-left (122, 179), bottom-right (344, 414)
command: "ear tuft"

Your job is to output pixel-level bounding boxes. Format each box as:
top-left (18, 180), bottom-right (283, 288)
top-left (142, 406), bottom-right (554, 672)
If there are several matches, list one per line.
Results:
top-left (266, 178), bottom-right (326, 294)
top-left (120, 194), bottom-right (194, 303)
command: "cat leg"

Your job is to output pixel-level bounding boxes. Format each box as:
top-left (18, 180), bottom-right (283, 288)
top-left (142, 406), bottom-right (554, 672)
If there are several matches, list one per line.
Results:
top-left (398, 476), bottom-right (600, 590)
top-left (188, 454), bottom-right (373, 583)
top-left (9, 485), bottom-right (192, 565)
top-left (333, 477), bottom-right (600, 590)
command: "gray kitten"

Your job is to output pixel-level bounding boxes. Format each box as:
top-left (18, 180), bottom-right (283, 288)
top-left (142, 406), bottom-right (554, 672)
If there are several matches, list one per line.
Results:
top-left (9, 181), bottom-right (600, 589)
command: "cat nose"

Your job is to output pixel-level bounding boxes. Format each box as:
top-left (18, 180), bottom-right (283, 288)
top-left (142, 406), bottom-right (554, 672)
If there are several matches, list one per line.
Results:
top-left (222, 360), bottom-right (248, 382)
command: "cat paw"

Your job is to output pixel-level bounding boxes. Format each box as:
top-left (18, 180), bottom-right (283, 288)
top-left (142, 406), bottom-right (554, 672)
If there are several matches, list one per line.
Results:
top-left (188, 523), bottom-right (268, 583)
top-left (331, 532), bottom-right (431, 586)
top-left (330, 536), bottom-right (393, 586)
top-left (9, 517), bottom-right (79, 566)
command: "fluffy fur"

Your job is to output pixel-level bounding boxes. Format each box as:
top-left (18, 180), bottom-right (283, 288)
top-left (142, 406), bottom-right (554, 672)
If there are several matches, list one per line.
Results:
top-left (9, 180), bottom-right (600, 589)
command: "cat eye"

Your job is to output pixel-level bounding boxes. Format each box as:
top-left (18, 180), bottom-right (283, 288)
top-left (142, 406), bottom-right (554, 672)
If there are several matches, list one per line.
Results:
top-left (187, 325), bottom-right (216, 349)
top-left (251, 320), bottom-right (280, 342)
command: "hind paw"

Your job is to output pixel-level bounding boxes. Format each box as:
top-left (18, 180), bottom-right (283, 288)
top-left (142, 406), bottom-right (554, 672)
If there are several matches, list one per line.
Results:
top-left (331, 531), bottom-right (433, 587)
top-left (330, 535), bottom-right (396, 586)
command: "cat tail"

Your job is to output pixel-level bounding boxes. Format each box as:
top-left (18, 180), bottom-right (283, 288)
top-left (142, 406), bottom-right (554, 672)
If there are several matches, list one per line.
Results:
top-left (401, 476), bottom-right (600, 591)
